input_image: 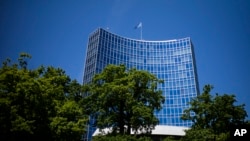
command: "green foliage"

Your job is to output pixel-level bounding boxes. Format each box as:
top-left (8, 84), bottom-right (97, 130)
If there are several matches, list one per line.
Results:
top-left (83, 64), bottom-right (164, 135)
top-left (181, 128), bottom-right (230, 141)
top-left (182, 128), bottom-right (215, 141)
top-left (216, 132), bottom-right (230, 141)
top-left (92, 135), bottom-right (152, 141)
top-left (181, 84), bottom-right (247, 141)
top-left (163, 136), bottom-right (180, 141)
top-left (0, 53), bottom-right (87, 140)
top-left (50, 100), bottom-right (86, 140)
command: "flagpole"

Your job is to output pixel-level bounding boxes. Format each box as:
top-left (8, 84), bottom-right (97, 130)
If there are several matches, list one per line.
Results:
top-left (140, 24), bottom-right (142, 40)
top-left (135, 22), bottom-right (142, 40)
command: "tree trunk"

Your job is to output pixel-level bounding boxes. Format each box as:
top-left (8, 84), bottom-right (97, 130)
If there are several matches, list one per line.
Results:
top-left (119, 101), bottom-right (125, 134)
top-left (127, 123), bottom-right (131, 135)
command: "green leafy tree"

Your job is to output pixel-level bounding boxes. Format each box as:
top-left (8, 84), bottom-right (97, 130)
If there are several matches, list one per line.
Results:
top-left (92, 134), bottom-right (152, 141)
top-left (83, 64), bottom-right (164, 135)
top-left (163, 136), bottom-right (181, 141)
top-left (181, 84), bottom-right (247, 140)
top-left (0, 53), bottom-right (87, 140)
top-left (181, 128), bottom-right (215, 141)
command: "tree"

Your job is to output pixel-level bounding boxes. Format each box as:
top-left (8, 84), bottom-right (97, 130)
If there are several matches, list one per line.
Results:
top-left (92, 134), bottom-right (152, 141)
top-left (0, 53), bottom-right (87, 140)
top-left (83, 64), bottom-right (164, 135)
top-left (181, 84), bottom-right (247, 140)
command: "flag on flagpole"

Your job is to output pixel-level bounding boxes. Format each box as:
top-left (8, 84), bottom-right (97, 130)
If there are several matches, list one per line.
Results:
top-left (134, 22), bottom-right (142, 29)
top-left (134, 22), bottom-right (143, 40)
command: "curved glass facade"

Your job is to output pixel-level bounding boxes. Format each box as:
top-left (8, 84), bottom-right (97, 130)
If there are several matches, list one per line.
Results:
top-left (83, 28), bottom-right (199, 140)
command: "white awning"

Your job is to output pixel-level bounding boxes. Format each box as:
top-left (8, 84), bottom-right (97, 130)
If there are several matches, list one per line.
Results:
top-left (93, 125), bottom-right (190, 136)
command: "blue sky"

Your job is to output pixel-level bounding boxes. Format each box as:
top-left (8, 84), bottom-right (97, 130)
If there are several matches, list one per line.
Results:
top-left (1, 0), bottom-right (250, 119)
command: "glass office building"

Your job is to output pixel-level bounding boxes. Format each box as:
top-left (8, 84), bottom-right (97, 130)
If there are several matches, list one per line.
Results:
top-left (83, 28), bottom-right (199, 140)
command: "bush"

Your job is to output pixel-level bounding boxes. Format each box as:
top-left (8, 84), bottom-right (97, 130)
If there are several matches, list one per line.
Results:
top-left (163, 136), bottom-right (180, 141)
top-left (92, 135), bottom-right (152, 141)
